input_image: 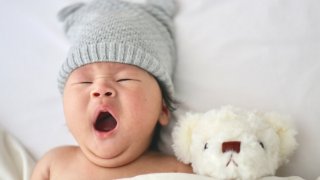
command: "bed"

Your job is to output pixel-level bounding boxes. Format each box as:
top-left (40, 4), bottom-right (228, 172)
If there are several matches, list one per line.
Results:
top-left (0, 0), bottom-right (319, 179)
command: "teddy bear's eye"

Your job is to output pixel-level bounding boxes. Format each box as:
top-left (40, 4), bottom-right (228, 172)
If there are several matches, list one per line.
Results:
top-left (204, 143), bottom-right (208, 150)
top-left (259, 141), bottom-right (265, 149)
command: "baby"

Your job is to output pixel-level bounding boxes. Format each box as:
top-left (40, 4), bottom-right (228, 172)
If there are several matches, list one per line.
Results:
top-left (31, 0), bottom-right (192, 179)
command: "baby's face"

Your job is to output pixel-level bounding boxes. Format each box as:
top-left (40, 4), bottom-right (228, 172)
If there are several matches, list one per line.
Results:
top-left (63, 62), bottom-right (169, 167)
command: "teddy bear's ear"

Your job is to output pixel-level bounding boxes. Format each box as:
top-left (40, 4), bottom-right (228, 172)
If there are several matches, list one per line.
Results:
top-left (263, 112), bottom-right (298, 166)
top-left (172, 112), bottom-right (200, 164)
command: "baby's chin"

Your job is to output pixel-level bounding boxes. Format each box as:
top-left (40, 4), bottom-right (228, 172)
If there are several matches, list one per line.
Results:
top-left (80, 144), bottom-right (144, 168)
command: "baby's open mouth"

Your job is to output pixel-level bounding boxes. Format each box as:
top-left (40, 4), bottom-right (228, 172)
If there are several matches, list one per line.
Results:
top-left (94, 112), bottom-right (117, 132)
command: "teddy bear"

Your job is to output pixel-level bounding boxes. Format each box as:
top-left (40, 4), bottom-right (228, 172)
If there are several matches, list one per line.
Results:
top-left (172, 106), bottom-right (304, 180)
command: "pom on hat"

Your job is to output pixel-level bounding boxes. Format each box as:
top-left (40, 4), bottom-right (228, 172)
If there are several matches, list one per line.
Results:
top-left (57, 0), bottom-right (177, 96)
top-left (57, 2), bottom-right (85, 22)
top-left (147, 0), bottom-right (177, 18)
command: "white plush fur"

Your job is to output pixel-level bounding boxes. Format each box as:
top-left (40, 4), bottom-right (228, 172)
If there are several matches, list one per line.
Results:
top-left (172, 106), bottom-right (298, 180)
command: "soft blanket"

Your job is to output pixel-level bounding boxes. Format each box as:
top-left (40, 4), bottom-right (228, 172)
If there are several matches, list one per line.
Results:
top-left (0, 128), bottom-right (35, 180)
top-left (120, 173), bottom-right (305, 180)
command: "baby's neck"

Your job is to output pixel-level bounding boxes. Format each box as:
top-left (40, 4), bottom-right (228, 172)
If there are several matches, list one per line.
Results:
top-left (79, 146), bottom-right (156, 168)
top-left (74, 148), bottom-right (177, 179)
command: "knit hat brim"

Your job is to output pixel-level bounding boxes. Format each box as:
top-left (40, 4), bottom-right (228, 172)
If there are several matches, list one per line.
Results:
top-left (58, 42), bottom-right (173, 94)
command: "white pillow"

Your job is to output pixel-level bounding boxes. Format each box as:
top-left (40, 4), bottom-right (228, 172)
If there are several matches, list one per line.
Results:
top-left (160, 0), bottom-right (320, 179)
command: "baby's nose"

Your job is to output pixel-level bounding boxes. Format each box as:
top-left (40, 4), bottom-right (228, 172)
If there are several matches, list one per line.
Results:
top-left (91, 84), bottom-right (116, 98)
top-left (222, 141), bottom-right (241, 153)
top-left (92, 91), bottom-right (113, 97)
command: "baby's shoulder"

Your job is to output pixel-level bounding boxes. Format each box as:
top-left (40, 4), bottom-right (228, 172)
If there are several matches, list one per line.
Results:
top-left (41, 145), bottom-right (79, 162)
top-left (48, 145), bottom-right (78, 156)
top-left (31, 146), bottom-right (80, 179)
top-left (40, 145), bottom-right (80, 167)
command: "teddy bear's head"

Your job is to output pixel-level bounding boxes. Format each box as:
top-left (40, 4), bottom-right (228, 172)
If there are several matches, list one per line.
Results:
top-left (172, 106), bottom-right (298, 180)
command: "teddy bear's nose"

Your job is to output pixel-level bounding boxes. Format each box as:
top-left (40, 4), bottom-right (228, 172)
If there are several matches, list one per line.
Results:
top-left (222, 141), bottom-right (241, 153)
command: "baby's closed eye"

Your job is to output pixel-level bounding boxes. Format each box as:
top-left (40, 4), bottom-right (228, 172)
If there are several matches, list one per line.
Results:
top-left (116, 78), bottom-right (133, 82)
top-left (70, 81), bottom-right (92, 85)
top-left (116, 78), bottom-right (141, 83)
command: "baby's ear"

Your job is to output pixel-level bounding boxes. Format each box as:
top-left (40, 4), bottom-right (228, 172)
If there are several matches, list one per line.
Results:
top-left (159, 103), bottom-right (170, 126)
top-left (263, 112), bottom-right (298, 166)
top-left (172, 112), bottom-right (199, 164)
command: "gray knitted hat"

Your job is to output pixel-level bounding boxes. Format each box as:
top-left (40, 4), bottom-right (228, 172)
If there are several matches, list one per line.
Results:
top-left (57, 0), bottom-right (177, 95)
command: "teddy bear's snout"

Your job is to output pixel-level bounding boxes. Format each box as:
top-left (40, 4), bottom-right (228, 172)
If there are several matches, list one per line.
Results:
top-left (222, 141), bottom-right (241, 153)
